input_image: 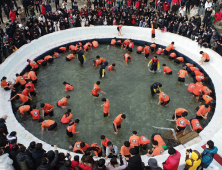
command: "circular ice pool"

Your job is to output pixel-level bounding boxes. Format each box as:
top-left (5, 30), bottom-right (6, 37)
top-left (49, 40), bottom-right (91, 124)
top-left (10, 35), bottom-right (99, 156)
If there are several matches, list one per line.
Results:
top-left (11, 41), bottom-right (214, 152)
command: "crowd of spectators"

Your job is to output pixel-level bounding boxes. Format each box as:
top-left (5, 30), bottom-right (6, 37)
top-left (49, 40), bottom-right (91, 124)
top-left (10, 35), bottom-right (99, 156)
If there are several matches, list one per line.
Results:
top-left (0, 113), bottom-right (219, 170)
top-left (0, 0), bottom-right (221, 63)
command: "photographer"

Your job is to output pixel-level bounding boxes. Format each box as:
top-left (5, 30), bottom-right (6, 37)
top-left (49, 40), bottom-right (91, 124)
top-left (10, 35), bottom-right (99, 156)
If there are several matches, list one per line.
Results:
top-left (185, 149), bottom-right (201, 170)
top-left (105, 141), bottom-right (118, 159)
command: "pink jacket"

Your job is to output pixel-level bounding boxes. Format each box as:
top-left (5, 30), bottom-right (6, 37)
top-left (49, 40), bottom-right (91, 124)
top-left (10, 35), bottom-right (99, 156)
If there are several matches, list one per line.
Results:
top-left (163, 150), bottom-right (181, 170)
top-left (9, 11), bottom-right (16, 22)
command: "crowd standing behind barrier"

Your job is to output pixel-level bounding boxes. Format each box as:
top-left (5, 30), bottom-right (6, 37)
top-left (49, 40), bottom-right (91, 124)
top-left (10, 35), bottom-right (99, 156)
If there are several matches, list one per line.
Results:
top-left (0, 0), bottom-right (221, 63)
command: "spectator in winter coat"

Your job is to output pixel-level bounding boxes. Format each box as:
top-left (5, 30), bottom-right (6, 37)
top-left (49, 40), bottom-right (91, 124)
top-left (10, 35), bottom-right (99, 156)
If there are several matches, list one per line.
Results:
top-left (127, 148), bottom-right (143, 170)
top-left (46, 145), bottom-right (59, 170)
top-left (0, 148), bottom-right (14, 170)
top-left (147, 158), bottom-right (162, 170)
top-left (45, 3), bottom-right (52, 12)
top-left (163, 1), bottom-right (170, 12)
top-left (41, 4), bottom-right (46, 15)
top-left (163, 148), bottom-right (181, 170)
top-left (16, 145), bottom-right (35, 170)
top-left (198, 140), bottom-right (218, 169)
top-left (9, 8), bottom-right (16, 22)
top-left (32, 143), bottom-right (46, 168)
top-left (0, 115), bottom-right (8, 135)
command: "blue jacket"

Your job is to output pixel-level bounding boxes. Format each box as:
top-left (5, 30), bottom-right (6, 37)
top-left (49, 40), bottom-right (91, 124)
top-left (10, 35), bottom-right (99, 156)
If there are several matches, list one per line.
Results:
top-left (201, 146), bottom-right (218, 166)
top-left (45, 5), bottom-right (52, 12)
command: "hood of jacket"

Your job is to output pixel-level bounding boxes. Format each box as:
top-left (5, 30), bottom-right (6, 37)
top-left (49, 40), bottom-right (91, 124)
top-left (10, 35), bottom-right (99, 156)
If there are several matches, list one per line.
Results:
top-left (0, 153), bottom-right (9, 163)
top-left (191, 150), bottom-right (201, 161)
top-left (16, 152), bottom-right (28, 162)
top-left (206, 146), bottom-right (218, 154)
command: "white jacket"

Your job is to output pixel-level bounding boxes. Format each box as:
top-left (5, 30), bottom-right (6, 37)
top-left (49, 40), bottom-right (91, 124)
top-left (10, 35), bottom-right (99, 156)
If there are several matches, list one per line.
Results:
top-left (190, 7), bottom-right (198, 17)
top-left (54, 21), bottom-right (60, 31)
top-left (179, 6), bottom-right (186, 17)
top-left (0, 153), bottom-right (15, 170)
top-left (38, 16), bottom-right (46, 23)
top-left (80, 17), bottom-right (86, 27)
top-left (205, 1), bottom-right (212, 9)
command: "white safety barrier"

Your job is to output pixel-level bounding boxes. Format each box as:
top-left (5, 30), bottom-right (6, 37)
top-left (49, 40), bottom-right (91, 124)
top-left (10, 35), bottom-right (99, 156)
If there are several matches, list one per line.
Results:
top-left (0, 27), bottom-right (221, 169)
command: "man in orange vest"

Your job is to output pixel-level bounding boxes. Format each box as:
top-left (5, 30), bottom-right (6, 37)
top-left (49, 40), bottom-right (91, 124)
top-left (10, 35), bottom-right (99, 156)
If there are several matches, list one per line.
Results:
top-left (129, 131), bottom-right (140, 154)
top-left (199, 51), bottom-right (210, 65)
top-left (190, 118), bottom-right (203, 133)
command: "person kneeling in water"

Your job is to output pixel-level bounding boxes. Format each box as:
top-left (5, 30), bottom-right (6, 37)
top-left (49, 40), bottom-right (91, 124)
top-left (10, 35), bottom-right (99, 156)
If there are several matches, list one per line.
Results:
top-left (66, 119), bottom-right (80, 138)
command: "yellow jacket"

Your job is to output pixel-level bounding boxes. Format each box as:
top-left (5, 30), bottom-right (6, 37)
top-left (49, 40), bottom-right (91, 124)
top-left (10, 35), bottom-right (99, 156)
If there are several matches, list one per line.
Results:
top-left (185, 150), bottom-right (201, 170)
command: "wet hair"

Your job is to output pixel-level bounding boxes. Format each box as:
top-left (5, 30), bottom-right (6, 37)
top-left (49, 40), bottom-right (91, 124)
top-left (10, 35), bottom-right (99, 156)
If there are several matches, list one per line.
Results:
top-left (171, 42), bottom-right (174, 44)
top-left (100, 135), bottom-right (105, 139)
top-left (102, 98), bottom-right (106, 102)
top-left (153, 140), bottom-right (158, 146)
top-left (66, 95), bottom-right (70, 99)
top-left (207, 140), bottom-right (214, 149)
top-left (132, 131), bottom-right (137, 135)
top-left (63, 81), bottom-right (67, 85)
top-left (96, 55), bottom-right (100, 59)
top-left (110, 157), bottom-right (118, 167)
top-left (205, 104), bottom-right (209, 108)
top-left (41, 157), bottom-right (48, 165)
top-left (20, 145), bottom-right (26, 152)
top-left (168, 147), bottom-right (176, 155)
top-left (121, 114), bottom-right (126, 119)
top-left (200, 51), bottom-right (204, 54)
top-left (38, 118), bottom-right (44, 123)
top-left (142, 144), bottom-right (147, 150)
top-left (196, 129), bottom-right (202, 133)
top-left (80, 142), bottom-right (85, 148)
top-left (64, 160), bottom-right (71, 167)
top-left (74, 155), bottom-right (79, 161)
top-left (154, 56), bottom-right (157, 58)
top-left (65, 111), bottom-right (70, 117)
top-left (124, 141), bottom-right (130, 147)
top-left (112, 63), bottom-right (115, 67)
top-left (96, 81), bottom-right (100, 85)
top-left (98, 159), bottom-right (105, 168)
top-left (162, 64), bottom-right (166, 66)
top-left (182, 111), bottom-right (188, 117)
top-left (16, 73), bottom-right (20, 77)
top-left (29, 141), bottom-right (36, 149)
top-left (75, 119), bottom-right (80, 123)
top-left (40, 103), bottom-right (45, 108)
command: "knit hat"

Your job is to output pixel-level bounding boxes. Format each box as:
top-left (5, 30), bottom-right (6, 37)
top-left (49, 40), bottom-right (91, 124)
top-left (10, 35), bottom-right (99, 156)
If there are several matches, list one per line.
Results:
top-left (148, 158), bottom-right (159, 168)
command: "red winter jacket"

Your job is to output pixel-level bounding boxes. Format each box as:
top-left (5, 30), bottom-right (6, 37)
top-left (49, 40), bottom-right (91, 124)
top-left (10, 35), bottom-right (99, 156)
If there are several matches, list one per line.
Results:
top-left (136, 1), bottom-right (140, 10)
top-left (98, 10), bottom-right (102, 17)
top-left (163, 150), bottom-right (181, 170)
top-left (163, 2), bottom-right (170, 11)
top-left (78, 163), bottom-right (93, 170)
top-left (41, 5), bottom-right (46, 15)
top-left (9, 11), bottom-right (16, 22)
top-left (127, 0), bottom-right (132, 7)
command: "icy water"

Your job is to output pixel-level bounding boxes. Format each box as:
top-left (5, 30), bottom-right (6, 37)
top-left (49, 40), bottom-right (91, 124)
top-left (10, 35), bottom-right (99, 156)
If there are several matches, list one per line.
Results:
top-left (12, 43), bottom-right (213, 153)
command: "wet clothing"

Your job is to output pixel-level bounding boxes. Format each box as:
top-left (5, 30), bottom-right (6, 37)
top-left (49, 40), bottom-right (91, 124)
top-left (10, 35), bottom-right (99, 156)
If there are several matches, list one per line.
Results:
top-left (150, 82), bottom-right (162, 96)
